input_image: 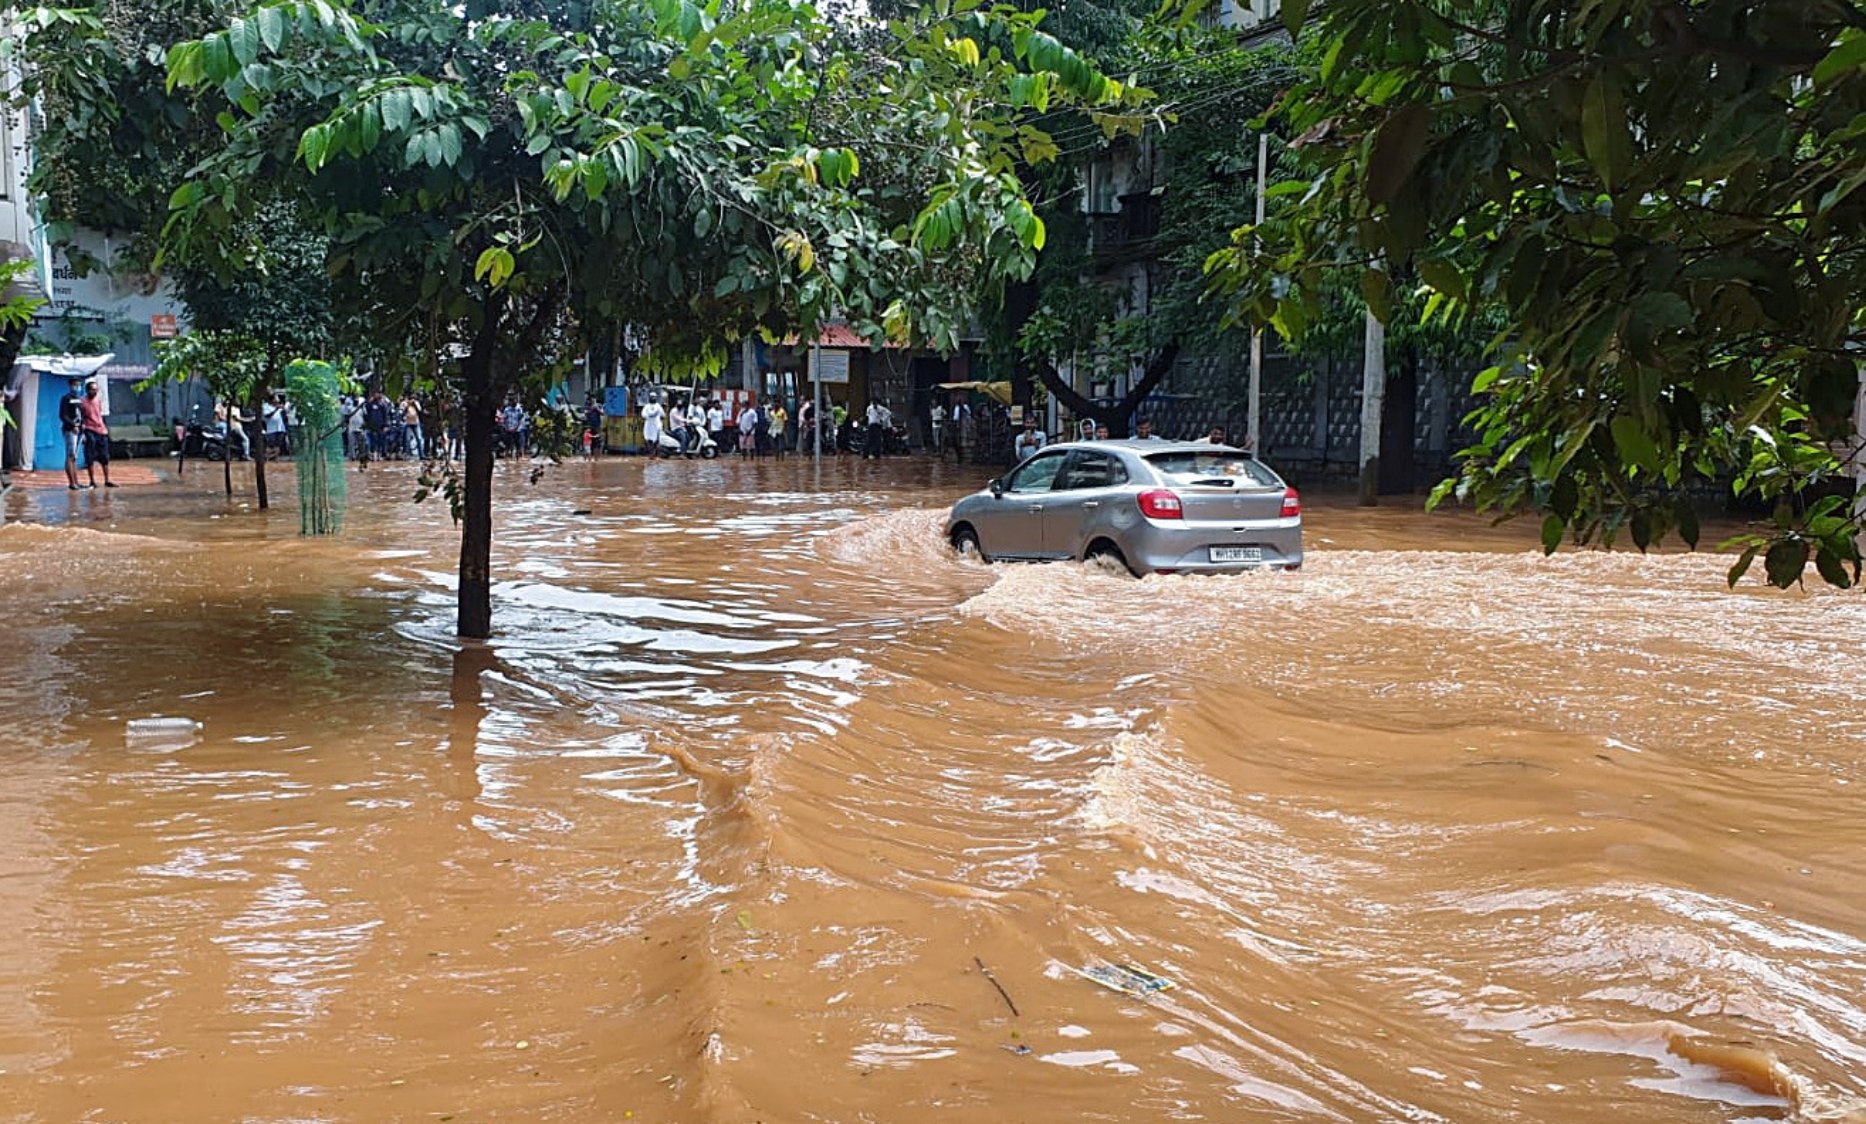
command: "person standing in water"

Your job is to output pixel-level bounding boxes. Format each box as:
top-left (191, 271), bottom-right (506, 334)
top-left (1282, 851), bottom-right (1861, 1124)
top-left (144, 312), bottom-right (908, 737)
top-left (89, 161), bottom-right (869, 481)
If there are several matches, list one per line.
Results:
top-left (58, 378), bottom-right (85, 490)
top-left (76, 380), bottom-right (116, 489)
top-left (640, 394), bottom-right (666, 457)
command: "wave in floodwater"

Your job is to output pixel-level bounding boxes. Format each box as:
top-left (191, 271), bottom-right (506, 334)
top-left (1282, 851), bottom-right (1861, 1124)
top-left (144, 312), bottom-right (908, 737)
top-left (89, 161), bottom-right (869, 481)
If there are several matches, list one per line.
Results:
top-left (1, 476), bottom-right (1863, 1123)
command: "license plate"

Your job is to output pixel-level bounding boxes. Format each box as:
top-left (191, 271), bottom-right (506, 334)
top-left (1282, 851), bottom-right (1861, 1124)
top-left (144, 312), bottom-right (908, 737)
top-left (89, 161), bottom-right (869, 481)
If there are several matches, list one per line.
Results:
top-left (1209, 546), bottom-right (1262, 563)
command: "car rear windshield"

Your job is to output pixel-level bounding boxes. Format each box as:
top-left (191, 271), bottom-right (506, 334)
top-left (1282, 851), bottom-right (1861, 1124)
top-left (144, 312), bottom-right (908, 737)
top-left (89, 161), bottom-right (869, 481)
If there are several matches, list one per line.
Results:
top-left (1144, 451), bottom-right (1280, 487)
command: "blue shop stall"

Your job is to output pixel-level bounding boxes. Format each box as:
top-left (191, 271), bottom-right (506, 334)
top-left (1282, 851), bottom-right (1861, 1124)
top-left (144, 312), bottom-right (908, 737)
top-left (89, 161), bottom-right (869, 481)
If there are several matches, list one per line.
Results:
top-left (3, 353), bottom-right (113, 472)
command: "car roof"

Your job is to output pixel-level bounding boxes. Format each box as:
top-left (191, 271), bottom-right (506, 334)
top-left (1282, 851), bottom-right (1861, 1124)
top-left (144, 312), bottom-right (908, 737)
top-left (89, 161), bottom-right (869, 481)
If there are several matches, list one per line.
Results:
top-left (1046, 439), bottom-right (1254, 456)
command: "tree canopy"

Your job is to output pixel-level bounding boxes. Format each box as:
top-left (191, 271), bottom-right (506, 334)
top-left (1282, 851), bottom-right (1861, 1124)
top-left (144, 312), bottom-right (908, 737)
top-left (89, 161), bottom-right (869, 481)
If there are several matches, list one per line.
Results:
top-left (145, 0), bottom-right (1138, 635)
top-left (1207, 0), bottom-right (1866, 588)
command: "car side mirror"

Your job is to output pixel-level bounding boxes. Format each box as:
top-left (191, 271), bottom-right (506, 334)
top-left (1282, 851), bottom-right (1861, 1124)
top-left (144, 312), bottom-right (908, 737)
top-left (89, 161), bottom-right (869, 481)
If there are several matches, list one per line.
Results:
top-left (989, 478), bottom-right (1004, 498)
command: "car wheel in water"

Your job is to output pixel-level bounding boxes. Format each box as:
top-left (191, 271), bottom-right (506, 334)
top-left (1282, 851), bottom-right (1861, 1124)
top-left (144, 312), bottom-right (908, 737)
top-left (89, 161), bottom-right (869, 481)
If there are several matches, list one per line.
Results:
top-left (1085, 542), bottom-right (1135, 577)
top-left (951, 526), bottom-right (986, 562)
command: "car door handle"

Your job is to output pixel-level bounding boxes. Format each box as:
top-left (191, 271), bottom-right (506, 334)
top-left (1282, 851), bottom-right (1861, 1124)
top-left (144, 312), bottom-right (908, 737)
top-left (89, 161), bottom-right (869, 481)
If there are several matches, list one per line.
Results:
top-left (1083, 501), bottom-right (1099, 509)
top-left (1027, 505), bottom-right (1044, 513)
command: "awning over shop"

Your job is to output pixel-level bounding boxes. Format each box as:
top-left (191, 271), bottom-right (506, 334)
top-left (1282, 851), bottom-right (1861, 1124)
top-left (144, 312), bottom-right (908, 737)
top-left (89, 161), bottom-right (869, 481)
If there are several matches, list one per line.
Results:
top-left (17, 353), bottom-right (115, 377)
top-left (937, 380), bottom-right (1012, 406)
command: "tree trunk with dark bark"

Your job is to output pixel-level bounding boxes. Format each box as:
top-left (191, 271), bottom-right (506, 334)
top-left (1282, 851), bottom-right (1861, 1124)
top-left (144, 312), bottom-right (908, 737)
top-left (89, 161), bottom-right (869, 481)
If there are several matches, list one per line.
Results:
top-left (1034, 344), bottom-right (1181, 437)
top-left (246, 387), bottom-right (269, 510)
top-left (0, 321), bottom-right (24, 386)
top-left (0, 321), bottom-right (22, 485)
top-left (458, 352), bottom-right (498, 639)
top-left (456, 294), bottom-right (513, 640)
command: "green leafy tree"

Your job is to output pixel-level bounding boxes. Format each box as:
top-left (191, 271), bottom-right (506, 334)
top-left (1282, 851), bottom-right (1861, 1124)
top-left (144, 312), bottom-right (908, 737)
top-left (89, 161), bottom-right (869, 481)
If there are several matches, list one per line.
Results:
top-left (1007, 28), bottom-right (1298, 434)
top-left (7, 3), bottom-right (333, 508)
top-left (163, 0), bottom-right (1136, 637)
top-left (149, 328), bottom-right (267, 495)
top-left (1206, 0), bottom-right (1866, 588)
top-left (169, 203), bottom-right (333, 508)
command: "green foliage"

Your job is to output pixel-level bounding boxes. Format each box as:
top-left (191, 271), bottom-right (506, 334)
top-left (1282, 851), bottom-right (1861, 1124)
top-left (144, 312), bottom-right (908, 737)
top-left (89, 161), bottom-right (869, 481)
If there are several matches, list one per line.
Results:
top-left (0, 259), bottom-right (45, 333)
top-left (4, 4), bottom-right (228, 271)
top-left (1003, 26), bottom-right (1297, 429)
top-left (147, 0), bottom-right (1136, 635)
top-left (171, 201), bottom-right (332, 369)
top-left (147, 329), bottom-right (267, 406)
top-left (161, 0), bottom-right (1139, 371)
top-left (0, 258), bottom-right (45, 433)
top-left (1208, 0), bottom-right (1866, 590)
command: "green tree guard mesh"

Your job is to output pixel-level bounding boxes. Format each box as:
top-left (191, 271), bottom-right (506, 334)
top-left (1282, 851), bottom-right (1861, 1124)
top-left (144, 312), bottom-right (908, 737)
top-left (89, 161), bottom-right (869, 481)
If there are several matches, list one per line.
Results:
top-left (285, 359), bottom-right (348, 536)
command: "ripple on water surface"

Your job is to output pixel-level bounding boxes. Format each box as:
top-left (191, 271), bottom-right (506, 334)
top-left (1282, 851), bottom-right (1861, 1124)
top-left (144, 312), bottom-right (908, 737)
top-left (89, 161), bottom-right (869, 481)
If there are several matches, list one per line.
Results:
top-left (0, 467), bottom-right (1862, 1122)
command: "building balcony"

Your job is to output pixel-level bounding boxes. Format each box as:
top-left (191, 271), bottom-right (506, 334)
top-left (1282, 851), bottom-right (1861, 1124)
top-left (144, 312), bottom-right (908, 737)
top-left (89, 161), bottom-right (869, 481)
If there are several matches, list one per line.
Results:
top-left (1086, 192), bottom-right (1163, 262)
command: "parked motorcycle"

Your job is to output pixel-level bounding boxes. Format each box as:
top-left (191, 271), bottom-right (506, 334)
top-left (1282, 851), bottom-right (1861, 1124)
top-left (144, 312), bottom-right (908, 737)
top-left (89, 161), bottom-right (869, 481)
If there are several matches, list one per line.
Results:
top-left (178, 412), bottom-right (230, 462)
top-left (845, 421), bottom-right (910, 457)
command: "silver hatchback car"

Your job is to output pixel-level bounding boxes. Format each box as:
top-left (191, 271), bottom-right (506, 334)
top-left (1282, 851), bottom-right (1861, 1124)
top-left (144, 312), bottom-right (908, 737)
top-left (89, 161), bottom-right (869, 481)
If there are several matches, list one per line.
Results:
top-left (946, 440), bottom-right (1303, 574)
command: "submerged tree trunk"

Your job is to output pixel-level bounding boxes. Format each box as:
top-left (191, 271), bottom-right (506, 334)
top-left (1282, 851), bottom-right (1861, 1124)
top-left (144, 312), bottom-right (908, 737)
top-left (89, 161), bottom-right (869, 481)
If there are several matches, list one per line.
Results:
top-left (455, 289), bottom-right (550, 639)
top-left (246, 388), bottom-right (269, 510)
top-left (224, 450), bottom-right (233, 496)
top-left (458, 354), bottom-right (497, 639)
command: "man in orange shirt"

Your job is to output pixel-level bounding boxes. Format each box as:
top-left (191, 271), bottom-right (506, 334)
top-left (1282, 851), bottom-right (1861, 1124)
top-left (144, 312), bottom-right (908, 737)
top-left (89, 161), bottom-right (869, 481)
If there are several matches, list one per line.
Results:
top-left (76, 379), bottom-right (116, 489)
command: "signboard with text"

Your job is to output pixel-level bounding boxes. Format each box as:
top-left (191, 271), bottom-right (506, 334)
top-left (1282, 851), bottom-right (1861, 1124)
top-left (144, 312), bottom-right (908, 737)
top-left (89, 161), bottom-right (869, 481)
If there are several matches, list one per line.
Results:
top-left (811, 348), bottom-right (851, 385)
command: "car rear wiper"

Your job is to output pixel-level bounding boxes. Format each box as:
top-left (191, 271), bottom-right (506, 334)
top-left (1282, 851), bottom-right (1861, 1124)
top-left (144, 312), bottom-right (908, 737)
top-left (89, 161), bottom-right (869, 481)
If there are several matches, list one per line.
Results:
top-left (1181, 477), bottom-right (1236, 487)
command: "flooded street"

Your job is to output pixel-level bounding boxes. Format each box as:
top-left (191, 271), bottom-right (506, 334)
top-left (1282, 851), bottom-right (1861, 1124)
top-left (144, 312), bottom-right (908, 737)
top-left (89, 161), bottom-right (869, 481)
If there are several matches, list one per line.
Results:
top-left (2, 457), bottom-right (1863, 1123)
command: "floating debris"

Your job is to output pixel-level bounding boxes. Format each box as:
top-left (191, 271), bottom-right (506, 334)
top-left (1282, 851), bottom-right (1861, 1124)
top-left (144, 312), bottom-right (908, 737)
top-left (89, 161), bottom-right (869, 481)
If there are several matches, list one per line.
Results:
top-left (974, 956), bottom-right (1020, 1017)
top-left (1075, 963), bottom-right (1176, 998)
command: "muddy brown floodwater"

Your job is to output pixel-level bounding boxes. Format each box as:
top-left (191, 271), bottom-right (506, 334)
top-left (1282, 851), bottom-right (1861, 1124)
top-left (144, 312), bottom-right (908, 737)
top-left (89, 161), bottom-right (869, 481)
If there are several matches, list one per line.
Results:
top-left (2, 457), bottom-right (1864, 1124)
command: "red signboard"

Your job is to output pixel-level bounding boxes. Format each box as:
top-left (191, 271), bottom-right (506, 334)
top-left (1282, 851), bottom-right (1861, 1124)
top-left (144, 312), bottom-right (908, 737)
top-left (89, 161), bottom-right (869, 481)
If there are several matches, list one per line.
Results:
top-left (150, 314), bottom-right (178, 339)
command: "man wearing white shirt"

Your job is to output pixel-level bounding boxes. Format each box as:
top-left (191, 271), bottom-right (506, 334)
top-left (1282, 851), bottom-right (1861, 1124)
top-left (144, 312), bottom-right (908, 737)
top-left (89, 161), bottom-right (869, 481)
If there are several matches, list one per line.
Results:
top-left (640, 395), bottom-right (666, 456)
top-left (737, 400), bottom-right (762, 456)
top-left (706, 400), bottom-right (725, 449)
top-left (863, 400), bottom-right (891, 460)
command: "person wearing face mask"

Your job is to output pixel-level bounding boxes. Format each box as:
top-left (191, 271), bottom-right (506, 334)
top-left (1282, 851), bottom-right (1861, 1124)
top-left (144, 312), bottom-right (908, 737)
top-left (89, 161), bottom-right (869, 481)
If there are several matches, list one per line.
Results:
top-left (58, 378), bottom-right (84, 489)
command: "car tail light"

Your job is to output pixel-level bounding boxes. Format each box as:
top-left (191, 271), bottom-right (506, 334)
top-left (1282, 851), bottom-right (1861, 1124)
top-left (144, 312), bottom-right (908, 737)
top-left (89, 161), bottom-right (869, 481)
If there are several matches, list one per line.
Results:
top-left (1137, 489), bottom-right (1183, 520)
top-left (1281, 487), bottom-right (1302, 518)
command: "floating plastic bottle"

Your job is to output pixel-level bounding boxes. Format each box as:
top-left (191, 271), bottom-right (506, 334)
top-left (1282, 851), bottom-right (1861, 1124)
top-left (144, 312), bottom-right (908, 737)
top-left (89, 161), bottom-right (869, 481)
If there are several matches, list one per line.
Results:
top-left (125, 717), bottom-right (203, 737)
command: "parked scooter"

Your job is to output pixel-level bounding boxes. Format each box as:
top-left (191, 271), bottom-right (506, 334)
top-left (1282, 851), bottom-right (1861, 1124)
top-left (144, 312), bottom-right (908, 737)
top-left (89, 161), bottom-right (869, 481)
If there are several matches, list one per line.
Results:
top-left (654, 425), bottom-right (719, 459)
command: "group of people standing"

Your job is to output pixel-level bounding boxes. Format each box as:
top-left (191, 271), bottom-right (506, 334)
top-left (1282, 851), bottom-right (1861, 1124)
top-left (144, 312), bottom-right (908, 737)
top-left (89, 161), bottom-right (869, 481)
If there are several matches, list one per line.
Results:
top-left (1009, 415), bottom-right (1241, 462)
top-left (340, 391), bottom-right (445, 462)
top-left (208, 394), bottom-right (295, 461)
top-left (638, 394), bottom-right (807, 458)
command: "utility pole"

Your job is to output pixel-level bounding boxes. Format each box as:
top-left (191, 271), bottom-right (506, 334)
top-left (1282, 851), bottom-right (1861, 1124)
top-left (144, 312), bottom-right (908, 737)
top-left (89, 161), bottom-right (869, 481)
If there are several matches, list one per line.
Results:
top-left (811, 334), bottom-right (823, 476)
top-left (1358, 308), bottom-right (1385, 506)
top-left (1247, 132), bottom-right (1268, 455)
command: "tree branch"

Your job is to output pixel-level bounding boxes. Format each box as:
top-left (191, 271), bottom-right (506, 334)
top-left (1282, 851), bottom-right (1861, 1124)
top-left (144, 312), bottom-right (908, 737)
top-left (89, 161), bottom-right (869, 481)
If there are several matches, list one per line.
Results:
top-left (1118, 342), bottom-right (1181, 415)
